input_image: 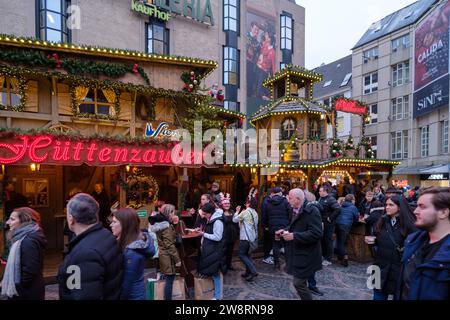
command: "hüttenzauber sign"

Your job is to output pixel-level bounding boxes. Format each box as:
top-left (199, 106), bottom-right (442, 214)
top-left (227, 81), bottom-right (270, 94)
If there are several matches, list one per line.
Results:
top-left (131, 0), bottom-right (214, 25)
top-left (413, 1), bottom-right (450, 118)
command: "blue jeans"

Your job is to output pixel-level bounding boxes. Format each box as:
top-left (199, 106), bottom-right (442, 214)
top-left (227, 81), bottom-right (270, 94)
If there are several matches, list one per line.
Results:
top-left (373, 289), bottom-right (389, 300)
top-left (336, 224), bottom-right (351, 259)
top-left (164, 274), bottom-right (175, 300)
top-left (212, 273), bottom-right (222, 300)
top-left (238, 240), bottom-right (257, 275)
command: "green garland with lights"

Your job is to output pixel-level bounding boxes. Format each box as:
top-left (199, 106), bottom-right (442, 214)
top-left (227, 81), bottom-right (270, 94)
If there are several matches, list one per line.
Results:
top-left (181, 96), bottom-right (223, 136)
top-left (0, 47), bottom-right (150, 85)
top-left (0, 71), bottom-right (28, 112)
top-left (0, 127), bottom-right (178, 147)
top-left (357, 136), bottom-right (375, 159)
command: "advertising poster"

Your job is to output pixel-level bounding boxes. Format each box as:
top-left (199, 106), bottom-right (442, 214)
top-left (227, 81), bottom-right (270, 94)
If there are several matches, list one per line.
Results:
top-left (246, 10), bottom-right (277, 120)
top-left (413, 1), bottom-right (450, 118)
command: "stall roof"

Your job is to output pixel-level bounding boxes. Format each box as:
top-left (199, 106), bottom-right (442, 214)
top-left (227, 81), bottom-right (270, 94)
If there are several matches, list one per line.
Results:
top-left (0, 34), bottom-right (217, 78)
top-left (250, 97), bottom-right (329, 125)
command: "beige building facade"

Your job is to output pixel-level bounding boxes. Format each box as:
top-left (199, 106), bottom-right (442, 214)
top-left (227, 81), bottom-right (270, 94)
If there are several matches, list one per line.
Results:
top-left (0, 0), bottom-right (305, 119)
top-left (351, 0), bottom-right (449, 188)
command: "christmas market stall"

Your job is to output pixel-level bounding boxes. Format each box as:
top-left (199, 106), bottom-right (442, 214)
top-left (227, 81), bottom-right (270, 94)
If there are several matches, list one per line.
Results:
top-left (0, 34), bottom-right (246, 279)
top-left (244, 65), bottom-right (400, 261)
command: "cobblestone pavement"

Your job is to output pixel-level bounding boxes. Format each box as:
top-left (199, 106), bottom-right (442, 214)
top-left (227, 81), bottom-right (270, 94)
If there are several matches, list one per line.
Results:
top-left (45, 256), bottom-right (373, 300)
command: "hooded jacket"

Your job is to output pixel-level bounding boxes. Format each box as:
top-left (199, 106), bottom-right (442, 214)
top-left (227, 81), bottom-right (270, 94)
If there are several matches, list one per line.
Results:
top-left (120, 232), bottom-right (155, 300)
top-left (397, 230), bottom-right (449, 300)
top-left (262, 194), bottom-right (290, 232)
top-left (198, 209), bottom-right (225, 276)
top-left (336, 201), bottom-right (359, 227)
top-left (150, 220), bottom-right (181, 275)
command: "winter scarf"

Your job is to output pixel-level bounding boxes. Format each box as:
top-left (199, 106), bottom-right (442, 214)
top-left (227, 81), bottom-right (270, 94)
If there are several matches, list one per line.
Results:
top-left (1, 223), bottom-right (40, 298)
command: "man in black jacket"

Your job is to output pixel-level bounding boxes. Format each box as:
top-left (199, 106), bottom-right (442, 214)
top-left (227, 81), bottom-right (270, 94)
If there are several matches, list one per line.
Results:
top-left (58, 193), bottom-right (123, 300)
top-left (277, 188), bottom-right (323, 300)
top-left (262, 187), bottom-right (290, 270)
top-left (318, 185), bottom-right (341, 266)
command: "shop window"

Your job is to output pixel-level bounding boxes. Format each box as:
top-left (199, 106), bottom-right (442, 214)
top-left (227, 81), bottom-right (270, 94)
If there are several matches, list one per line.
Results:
top-left (281, 14), bottom-right (293, 50)
top-left (223, 0), bottom-right (239, 33)
top-left (0, 76), bottom-right (22, 109)
top-left (223, 46), bottom-right (239, 86)
top-left (146, 22), bottom-right (170, 55)
top-left (281, 118), bottom-right (296, 140)
top-left (76, 87), bottom-right (116, 116)
top-left (37, 0), bottom-right (71, 43)
top-left (23, 179), bottom-right (49, 207)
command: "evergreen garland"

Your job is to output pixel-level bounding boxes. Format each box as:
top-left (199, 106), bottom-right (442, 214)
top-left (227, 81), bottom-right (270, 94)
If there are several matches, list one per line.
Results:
top-left (181, 96), bottom-right (223, 136)
top-left (0, 48), bottom-right (150, 85)
top-left (330, 138), bottom-right (343, 158)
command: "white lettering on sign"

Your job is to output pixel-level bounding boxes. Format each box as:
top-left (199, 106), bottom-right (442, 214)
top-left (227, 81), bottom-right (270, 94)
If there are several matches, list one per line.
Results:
top-left (429, 174), bottom-right (444, 180)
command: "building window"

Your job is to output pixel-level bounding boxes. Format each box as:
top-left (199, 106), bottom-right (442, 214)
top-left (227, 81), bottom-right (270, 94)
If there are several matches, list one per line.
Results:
top-left (392, 61), bottom-right (410, 87)
top-left (146, 23), bottom-right (170, 55)
top-left (77, 88), bottom-right (116, 116)
top-left (369, 136), bottom-right (378, 158)
top-left (391, 130), bottom-right (408, 160)
top-left (420, 126), bottom-right (429, 157)
top-left (223, 46), bottom-right (239, 86)
top-left (368, 104), bottom-right (378, 124)
top-left (392, 34), bottom-right (410, 52)
top-left (442, 120), bottom-right (449, 154)
top-left (340, 73), bottom-right (352, 87)
top-left (38, 0), bottom-right (71, 42)
top-left (224, 101), bottom-right (239, 112)
top-left (363, 47), bottom-right (379, 62)
top-left (223, 0), bottom-right (239, 33)
top-left (391, 95), bottom-right (410, 120)
top-left (0, 76), bottom-right (21, 108)
top-left (363, 72), bottom-right (378, 95)
top-left (281, 14), bottom-right (293, 50)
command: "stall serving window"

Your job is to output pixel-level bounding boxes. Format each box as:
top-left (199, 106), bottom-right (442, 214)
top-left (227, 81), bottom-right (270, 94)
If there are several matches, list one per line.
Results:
top-left (23, 179), bottom-right (49, 207)
top-left (75, 87), bottom-right (117, 116)
top-left (0, 76), bottom-right (22, 109)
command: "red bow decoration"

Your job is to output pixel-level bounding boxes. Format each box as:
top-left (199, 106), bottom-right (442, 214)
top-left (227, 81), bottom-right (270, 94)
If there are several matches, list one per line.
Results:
top-left (132, 64), bottom-right (139, 74)
top-left (49, 53), bottom-right (63, 68)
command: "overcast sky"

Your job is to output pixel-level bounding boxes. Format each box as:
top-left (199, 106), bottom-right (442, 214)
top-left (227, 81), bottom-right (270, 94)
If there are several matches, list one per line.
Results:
top-left (296, 0), bottom-right (418, 69)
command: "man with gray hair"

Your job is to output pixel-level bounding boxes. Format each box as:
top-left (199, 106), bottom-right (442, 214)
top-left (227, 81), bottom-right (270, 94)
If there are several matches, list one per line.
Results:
top-left (58, 193), bottom-right (122, 300)
top-left (277, 189), bottom-right (323, 300)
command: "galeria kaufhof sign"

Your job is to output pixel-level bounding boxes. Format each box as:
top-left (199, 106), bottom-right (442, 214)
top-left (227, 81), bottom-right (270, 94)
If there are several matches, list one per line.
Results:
top-left (131, 0), bottom-right (214, 25)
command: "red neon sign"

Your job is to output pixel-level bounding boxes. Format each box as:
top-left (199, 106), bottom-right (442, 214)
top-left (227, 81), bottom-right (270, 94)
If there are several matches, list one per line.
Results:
top-left (335, 99), bottom-right (367, 115)
top-left (0, 135), bottom-right (205, 167)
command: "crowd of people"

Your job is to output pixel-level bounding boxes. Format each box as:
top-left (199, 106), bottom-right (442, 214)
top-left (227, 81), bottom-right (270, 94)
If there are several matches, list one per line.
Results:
top-left (0, 179), bottom-right (448, 301)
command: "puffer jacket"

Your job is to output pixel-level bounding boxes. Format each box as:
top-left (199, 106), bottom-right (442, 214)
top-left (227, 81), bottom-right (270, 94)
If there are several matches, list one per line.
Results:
top-left (198, 209), bottom-right (225, 276)
top-left (58, 223), bottom-right (123, 300)
top-left (262, 195), bottom-right (290, 232)
top-left (120, 232), bottom-right (155, 300)
top-left (150, 220), bottom-right (181, 275)
top-left (336, 201), bottom-right (359, 227)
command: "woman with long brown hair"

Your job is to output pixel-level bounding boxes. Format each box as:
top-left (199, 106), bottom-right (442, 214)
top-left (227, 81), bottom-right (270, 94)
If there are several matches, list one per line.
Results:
top-left (371, 195), bottom-right (417, 300)
top-left (110, 208), bottom-right (155, 300)
top-left (1, 207), bottom-right (47, 300)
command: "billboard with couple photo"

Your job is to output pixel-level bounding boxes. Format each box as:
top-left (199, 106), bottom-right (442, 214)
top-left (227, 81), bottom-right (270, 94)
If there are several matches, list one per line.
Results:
top-left (246, 10), bottom-right (277, 120)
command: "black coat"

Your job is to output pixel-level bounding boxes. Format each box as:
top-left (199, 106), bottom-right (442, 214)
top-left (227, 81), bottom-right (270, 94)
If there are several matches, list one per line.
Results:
top-left (198, 214), bottom-right (225, 276)
top-left (343, 183), bottom-right (356, 197)
top-left (91, 191), bottom-right (110, 227)
top-left (58, 223), bottom-right (123, 300)
top-left (223, 213), bottom-right (239, 245)
top-left (12, 229), bottom-right (47, 300)
top-left (318, 194), bottom-right (341, 224)
top-left (262, 195), bottom-right (290, 232)
top-left (285, 201), bottom-right (323, 279)
top-left (374, 215), bottom-right (411, 295)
